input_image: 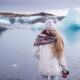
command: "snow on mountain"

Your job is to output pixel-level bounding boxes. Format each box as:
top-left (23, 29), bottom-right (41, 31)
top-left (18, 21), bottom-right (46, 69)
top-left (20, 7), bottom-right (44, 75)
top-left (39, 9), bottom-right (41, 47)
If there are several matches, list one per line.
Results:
top-left (27, 16), bottom-right (42, 21)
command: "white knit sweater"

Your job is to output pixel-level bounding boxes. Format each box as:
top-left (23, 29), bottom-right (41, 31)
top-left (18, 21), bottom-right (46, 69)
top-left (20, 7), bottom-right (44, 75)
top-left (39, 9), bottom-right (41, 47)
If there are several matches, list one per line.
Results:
top-left (34, 43), bottom-right (67, 76)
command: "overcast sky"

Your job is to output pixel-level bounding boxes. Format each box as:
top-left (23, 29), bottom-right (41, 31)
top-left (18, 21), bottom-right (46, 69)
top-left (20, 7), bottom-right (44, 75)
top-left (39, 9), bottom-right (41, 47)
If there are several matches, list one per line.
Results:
top-left (0, 0), bottom-right (80, 13)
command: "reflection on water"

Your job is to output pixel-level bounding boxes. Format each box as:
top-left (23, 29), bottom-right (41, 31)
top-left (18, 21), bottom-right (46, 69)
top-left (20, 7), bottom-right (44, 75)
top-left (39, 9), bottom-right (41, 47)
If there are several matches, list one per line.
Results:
top-left (63, 26), bottom-right (80, 42)
top-left (0, 27), bottom-right (7, 36)
top-left (0, 25), bottom-right (80, 80)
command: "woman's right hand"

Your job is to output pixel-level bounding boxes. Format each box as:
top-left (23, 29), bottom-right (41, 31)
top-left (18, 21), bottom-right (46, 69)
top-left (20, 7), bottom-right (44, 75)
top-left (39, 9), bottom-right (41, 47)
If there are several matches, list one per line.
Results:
top-left (62, 70), bottom-right (69, 78)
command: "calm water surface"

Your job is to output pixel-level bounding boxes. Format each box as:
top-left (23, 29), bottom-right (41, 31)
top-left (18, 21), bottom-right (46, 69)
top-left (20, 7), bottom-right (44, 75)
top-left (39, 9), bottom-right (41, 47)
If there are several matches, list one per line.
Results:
top-left (0, 24), bottom-right (80, 80)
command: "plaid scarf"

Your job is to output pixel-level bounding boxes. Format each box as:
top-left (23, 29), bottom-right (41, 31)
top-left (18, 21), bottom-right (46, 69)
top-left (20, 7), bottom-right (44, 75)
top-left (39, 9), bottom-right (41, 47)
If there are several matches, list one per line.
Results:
top-left (34, 33), bottom-right (57, 46)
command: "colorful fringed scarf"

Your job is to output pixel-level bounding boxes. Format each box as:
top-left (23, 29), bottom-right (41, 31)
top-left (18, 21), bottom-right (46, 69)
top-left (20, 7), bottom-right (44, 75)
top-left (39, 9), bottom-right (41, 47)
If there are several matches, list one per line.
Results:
top-left (34, 33), bottom-right (57, 46)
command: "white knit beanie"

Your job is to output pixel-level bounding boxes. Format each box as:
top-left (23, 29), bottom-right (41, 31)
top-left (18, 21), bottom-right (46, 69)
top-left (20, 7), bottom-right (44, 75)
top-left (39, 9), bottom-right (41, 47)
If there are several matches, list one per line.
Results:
top-left (44, 19), bottom-right (55, 30)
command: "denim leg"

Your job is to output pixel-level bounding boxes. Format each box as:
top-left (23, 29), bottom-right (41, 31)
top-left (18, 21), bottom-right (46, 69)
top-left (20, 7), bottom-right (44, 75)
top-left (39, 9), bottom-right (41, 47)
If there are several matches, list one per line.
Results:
top-left (51, 76), bottom-right (58, 80)
top-left (40, 75), bottom-right (58, 80)
top-left (40, 76), bottom-right (48, 80)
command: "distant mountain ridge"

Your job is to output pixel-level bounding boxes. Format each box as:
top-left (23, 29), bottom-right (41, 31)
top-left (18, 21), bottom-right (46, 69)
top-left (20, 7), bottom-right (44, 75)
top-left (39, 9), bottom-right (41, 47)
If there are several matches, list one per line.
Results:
top-left (0, 12), bottom-right (54, 18)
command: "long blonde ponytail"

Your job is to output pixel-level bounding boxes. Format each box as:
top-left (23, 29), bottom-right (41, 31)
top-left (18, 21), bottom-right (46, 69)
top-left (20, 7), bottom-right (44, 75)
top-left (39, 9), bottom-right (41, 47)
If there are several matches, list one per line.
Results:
top-left (46, 30), bottom-right (64, 58)
top-left (51, 30), bottom-right (64, 58)
top-left (41, 29), bottom-right (64, 58)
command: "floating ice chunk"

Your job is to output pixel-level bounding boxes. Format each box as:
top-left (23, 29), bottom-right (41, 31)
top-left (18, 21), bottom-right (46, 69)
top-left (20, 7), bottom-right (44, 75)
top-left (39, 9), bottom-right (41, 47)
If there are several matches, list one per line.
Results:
top-left (31, 22), bottom-right (44, 30)
top-left (0, 15), bottom-right (6, 19)
top-left (0, 19), bottom-right (10, 25)
top-left (11, 64), bottom-right (18, 68)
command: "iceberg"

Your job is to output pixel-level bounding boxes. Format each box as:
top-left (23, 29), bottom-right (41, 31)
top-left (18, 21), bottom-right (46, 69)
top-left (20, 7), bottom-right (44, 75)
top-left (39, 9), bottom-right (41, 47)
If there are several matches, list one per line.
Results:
top-left (55, 9), bottom-right (80, 42)
top-left (55, 9), bottom-right (80, 30)
top-left (31, 22), bottom-right (44, 30)
top-left (0, 15), bottom-right (10, 25)
top-left (0, 15), bottom-right (6, 19)
top-left (0, 19), bottom-right (10, 25)
top-left (27, 16), bottom-right (42, 21)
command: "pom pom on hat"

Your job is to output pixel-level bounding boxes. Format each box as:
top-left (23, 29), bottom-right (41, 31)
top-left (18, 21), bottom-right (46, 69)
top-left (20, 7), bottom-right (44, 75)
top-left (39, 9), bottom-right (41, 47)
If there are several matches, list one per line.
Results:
top-left (44, 19), bottom-right (55, 30)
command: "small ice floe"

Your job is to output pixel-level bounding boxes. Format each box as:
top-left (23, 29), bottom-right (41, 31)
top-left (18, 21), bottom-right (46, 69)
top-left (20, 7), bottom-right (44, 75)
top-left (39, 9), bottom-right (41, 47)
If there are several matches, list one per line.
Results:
top-left (0, 19), bottom-right (11, 25)
top-left (11, 64), bottom-right (18, 68)
top-left (31, 22), bottom-right (44, 30)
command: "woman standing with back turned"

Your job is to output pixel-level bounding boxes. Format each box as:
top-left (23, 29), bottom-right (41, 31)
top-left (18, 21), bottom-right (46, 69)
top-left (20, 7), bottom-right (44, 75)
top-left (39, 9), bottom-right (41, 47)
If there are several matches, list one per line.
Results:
top-left (34, 19), bottom-right (69, 80)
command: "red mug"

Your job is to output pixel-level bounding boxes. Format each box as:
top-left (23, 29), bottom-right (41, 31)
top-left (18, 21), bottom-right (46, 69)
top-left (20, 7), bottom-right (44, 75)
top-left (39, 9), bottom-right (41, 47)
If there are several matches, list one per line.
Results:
top-left (62, 73), bottom-right (67, 78)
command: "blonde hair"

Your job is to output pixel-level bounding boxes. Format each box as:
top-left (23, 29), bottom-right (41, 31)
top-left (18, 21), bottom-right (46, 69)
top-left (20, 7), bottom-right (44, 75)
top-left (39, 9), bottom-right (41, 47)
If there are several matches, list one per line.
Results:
top-left (46, 30), bottom-right (64, 58)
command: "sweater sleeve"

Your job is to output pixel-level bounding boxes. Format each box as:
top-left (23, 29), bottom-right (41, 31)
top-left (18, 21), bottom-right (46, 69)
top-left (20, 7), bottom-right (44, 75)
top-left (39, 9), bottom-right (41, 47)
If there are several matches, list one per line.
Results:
top-left (33, 46), bottom-right (40, 59)
top-left (58, 55), bottom-right (68, 70)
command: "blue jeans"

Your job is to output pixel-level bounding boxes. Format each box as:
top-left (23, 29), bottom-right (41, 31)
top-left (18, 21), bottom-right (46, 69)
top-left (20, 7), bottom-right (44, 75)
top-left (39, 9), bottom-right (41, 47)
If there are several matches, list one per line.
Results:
top-left (40, 76), bottom-right (58, 80)
top-left (51, 76), bottom-right (58, 80)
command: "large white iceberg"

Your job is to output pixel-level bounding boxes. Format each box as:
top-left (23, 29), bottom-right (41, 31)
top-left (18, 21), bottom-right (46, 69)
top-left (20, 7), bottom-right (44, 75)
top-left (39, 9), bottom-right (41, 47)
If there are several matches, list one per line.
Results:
top-left (55, 9), bottom-right (80, 30)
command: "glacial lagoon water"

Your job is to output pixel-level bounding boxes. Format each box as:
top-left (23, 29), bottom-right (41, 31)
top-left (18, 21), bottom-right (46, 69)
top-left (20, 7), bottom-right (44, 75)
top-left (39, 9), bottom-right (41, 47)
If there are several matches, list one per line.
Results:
top-left (0, 24), bottom-right (80, 80)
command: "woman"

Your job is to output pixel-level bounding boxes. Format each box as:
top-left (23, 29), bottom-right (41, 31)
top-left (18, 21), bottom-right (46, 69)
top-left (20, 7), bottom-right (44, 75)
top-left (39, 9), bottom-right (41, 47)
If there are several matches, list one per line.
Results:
top-left (34, 19), bottom-right (69, 80)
